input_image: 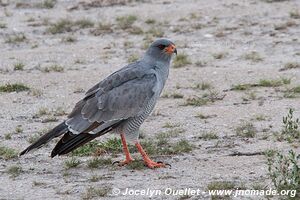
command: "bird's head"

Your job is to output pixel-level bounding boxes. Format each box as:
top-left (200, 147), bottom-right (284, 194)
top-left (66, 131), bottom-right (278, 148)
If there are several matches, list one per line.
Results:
top-left (144, 38), bottom-right (177, 63)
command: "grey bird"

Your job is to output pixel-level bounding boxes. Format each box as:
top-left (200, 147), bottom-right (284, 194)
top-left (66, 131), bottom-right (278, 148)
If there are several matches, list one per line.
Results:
top-left (20, 38), bottom-right (177, 168)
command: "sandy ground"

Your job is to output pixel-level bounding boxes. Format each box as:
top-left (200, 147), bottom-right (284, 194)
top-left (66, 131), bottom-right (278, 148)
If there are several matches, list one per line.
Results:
top-left (0, 0), bottom-right (300, 199)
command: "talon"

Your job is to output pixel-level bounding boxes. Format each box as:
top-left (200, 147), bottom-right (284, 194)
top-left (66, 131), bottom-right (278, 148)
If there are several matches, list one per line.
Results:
top-left (113, 158), bottom-right (134, 166)
top-left (146, 161), bottom-right (167, 169)
top-left (135, 142), bottom-right (171, 169)
top-left (112, 161), bottom-right (120, 166)
top-left (157, 161), bottom-right (171, 168)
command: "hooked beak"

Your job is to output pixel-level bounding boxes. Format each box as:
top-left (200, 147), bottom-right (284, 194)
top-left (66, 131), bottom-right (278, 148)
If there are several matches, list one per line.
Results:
top-left (174, 48), bottom-right (177, 55)
top-left (165, 44), bottom-right (177, 55)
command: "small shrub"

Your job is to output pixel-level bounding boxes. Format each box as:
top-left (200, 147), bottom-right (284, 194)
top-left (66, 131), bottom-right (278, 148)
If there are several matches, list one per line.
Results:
top-left (127, 54), bottom-right (139, 63)
top-left (145, 19), bottom-right (156, 24)
top-left (74, 19), bottom-right (94, 29)
top-left (14, 62), bottom-right (25, 71)
top-left (290, 10), bottom-right (300, 19)
top-left (173, 54), bottom-right (191, 68)
top-left (90, 22), bottom-right (113, 36)
top-left (7, 165), bottom-right (22, 178)
top-left (39, 0), bottom-right (56, 8)
top-left (201, 132), bottom-right (219, 140)
top-left (4, 133), bottom-right (12, 140)
top-left (184, 97), bottom-right (209, 106)
top-left (5, 33), bottom-right (26, 44)
top-left (128, 26), bottom-right (143, 34)
top-left (0, 146), bottom-right (18, 159)
top-left (87, 158), bottom-right (112, 168)
top-left (40, 65), bottom-right (64, 72)
top-left (280, 62), bottom-right (300, 71)
top-left (279, 108), bottom-right (300, 142)
top-left (65, 157), bottom-right (81, 169)
top-left (184, 91), bottom-right (224, 106)
top-left (195, 82), bottom-right (212, 90)
top-left (258, 78), bottom-right (290, 87)
top-left (235, 122), bottom-right (257, 138)
top-left (0, 22), bottom-right (7, 29)
top-left (82, 187), bottom-right (110, 199)
top-left (146, 28), bottom-right (164, 37)
top-left (0, 83), bottom-right (30, 92)
top-left (231, 84), bottom-right (252, 91)
top-left (116, 15), bottom-right (137, 29)
top-left (47, 19), bottom-right (73, 34)
top-left (126, 160), bottom-right (145, 170)
top-left (243, 51), bottom-right (263, 62)
top-left (266, 150), bottom-right (300, 198)
top-left (62, 36), bottom-right (77, 43)
top-left (212, 52), bottom-right (227, 59)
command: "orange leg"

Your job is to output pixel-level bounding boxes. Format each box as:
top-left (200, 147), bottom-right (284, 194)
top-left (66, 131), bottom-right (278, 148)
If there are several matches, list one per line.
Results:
top-left (116, 133), bottom-right (134, 166)
top-left (135, 142), bottom-right (166, 169)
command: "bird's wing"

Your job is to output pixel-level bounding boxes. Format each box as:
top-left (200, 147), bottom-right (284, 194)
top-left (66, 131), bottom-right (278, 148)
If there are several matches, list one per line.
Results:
top-left (66, 64), bottom-right (157, 134)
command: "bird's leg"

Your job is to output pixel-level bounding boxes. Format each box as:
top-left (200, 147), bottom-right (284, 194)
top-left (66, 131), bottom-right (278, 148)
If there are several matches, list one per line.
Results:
top-left (135, 142), bottom-right (166, 168)
top-left (114, 133), bottom-right (134, 166)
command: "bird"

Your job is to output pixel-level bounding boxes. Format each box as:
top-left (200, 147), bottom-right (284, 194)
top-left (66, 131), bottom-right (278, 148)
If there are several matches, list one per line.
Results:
top-left (20, 38), bottom-right (177, 169)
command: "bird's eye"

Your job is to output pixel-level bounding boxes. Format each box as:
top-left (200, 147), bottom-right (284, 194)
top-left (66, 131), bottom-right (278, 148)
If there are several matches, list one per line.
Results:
top-left (157, 44), bottom-right (166, 50)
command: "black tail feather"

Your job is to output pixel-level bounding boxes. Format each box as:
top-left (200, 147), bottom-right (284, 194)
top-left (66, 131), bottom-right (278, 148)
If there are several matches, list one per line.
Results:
top-left (51, 121), bottom-right (123, 157)
top-left (51, 128), bottom-right (114, 157)
top-left (19, 122), bottom-right (68, 156)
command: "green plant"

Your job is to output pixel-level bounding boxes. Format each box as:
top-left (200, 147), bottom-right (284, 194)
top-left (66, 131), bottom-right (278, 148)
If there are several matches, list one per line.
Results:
top-left (290, 10), bottom-right (300, 19)
top-left (266, 150), bottom-right (300, 198)
top-left (82, 187), bottom-right (110, 199)
top-left (212, 52), bottom-right (227, 59)
top-left (0, 22), bottom-right (7, 29)
top-left (0, 83), bottom-right (30, 93)
top-left (201, 132), bottom-right (219, 140)
top-left (47, 19), bottom-right (73, 34)
top-left (184, 91), bottom-right (224, 106)
top-left (162, 93), bottom-right (184, 99)
top-left (64, 157), bottom-right (81, 169)
top-left (284, 86), bottom-right (300, 98)
top-left (116, 15), bottom-right (137, 29)
top-left (5, 33), bottom-right (26, 43)
top-left (62, 36), bottom-right (77, 43)
top-left (184, 96), bottom-right (209, 106)
top-left (235, 122), bottom-right (257, 138)
top-left (27, 133), bottom-right (43, 144)
top-left (127, 54), bottom-right (139, 62)
top-left (5, 133), bottom-right (12, 140)
top-left (146, 28), bottom-right (164, 37)
top-left (280, 108), bottom-right (300, 142)
top-left (40, 65), bottom-right (64, 72)
top-left (14, 62), bottom-right (25, 71)
top-left (126, 160), bottom-right (146, 170)
top-left (145, 19), bottom-right (156, 24)
top-left (74, 19), bottom-right (94, 29)
top-left (39, 0), bottom-right (56, 8)
top-left (281, 62), bottom-right (300, 71)
top-left (194, 82), bottom-right (212, 90)
top-left (72, 138), bottom-right (123, 156)
top-left (0, 146), bottom-right (18, 159)
top-left (7, 165), bottom-right (22, 178)
top-left (87, 158), bottom-right (112, 168)
top-left (173, 54), bottom-right (191, 68)
top-left (231, 84), bottom-right (252, 91)
top-left (243, 51), bottom-right (263, 62)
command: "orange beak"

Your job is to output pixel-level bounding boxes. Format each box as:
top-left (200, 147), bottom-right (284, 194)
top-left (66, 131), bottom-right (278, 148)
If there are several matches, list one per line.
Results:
top-left (165, 44), bottom-right (177, 55)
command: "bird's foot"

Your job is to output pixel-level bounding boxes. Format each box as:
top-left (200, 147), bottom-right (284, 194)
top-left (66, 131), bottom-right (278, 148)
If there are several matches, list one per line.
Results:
top-left (112, 158), bottom-right (134, 166)
top-left (144, 160), bottom-right (171, 169)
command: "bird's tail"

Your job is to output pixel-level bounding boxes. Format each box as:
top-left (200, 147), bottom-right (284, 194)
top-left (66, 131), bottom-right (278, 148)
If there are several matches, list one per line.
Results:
top-left (50, 121), bottom-right (122, 157)
top-left (19, 122), bottom-right (68, 156)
